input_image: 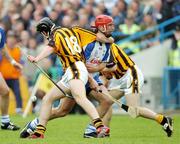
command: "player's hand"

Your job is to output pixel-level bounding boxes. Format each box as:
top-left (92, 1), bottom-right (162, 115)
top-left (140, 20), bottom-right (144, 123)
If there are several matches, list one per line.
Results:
top-left (86, 63), bottom-right (98, 72)
top-left (27, 55), bottom-right (37, 63)
top-left (13, 61), bottom-right (23, 70)
top-left (86, 63), bottom-right (105, 73)
top-left (89, 77), bottom-right (99, 92)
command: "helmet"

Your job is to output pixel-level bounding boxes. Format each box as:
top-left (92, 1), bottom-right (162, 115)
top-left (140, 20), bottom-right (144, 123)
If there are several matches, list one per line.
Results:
top-left (36, 17), bottom-right (55, 34)
top-left (94, 15), bottom-right (113, 28)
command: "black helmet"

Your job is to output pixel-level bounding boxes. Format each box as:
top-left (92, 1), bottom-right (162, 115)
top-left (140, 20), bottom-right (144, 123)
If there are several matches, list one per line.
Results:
top-left (36, 17), bottom-right (55, 34)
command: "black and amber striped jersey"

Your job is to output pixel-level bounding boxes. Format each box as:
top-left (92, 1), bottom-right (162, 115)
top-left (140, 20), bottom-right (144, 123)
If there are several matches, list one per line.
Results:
top-left (110, 43), bottom-right (135, 79)
top-left (48, 26), bottom-right (96, 69)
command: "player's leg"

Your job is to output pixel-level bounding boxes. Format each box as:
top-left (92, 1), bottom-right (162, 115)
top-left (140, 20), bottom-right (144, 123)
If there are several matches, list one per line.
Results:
top-left (125, 93), bottom-right (173, 137)
top-left (125, 66), bottom-right (173, 137)
top-left (69, 79), bottom-right (109, 138)
top-left (102, 89), bottom-right (125, 127)
top-left (84, 81), bottom-right (124, 138)
top-left (68, 62), bottom-right (109, 138)
top-left (20, 97), bottom-right (75, 138)
top-left (69, 79), bottom-right (103, 125)
top-left (0, 73), bottom-right (20, 130)
top-left (90, 85), bottom-right (113, 118)
top-left (49, 97), bottom-right (76, 120)
top-left (30, 82), bottom-right (70, 138)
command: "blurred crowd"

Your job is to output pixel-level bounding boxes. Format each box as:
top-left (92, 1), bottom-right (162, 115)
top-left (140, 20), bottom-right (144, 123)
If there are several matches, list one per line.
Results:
top-left (0, 0), bottom-right (179, 114)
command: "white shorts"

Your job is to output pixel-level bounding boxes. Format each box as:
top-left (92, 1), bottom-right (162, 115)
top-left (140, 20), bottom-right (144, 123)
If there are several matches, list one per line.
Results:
top-left (108, 65), bottom-right (144, 95)
top-left (60, 61), bottom-right (88, 88)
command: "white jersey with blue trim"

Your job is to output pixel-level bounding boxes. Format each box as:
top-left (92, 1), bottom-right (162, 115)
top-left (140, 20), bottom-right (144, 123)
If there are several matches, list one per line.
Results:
top-left (83, 41), bottom-right (111, 76)
top-left (0, 28), bottom-right (6, 62)
top-left (0, 28), bottom-right (6, 50)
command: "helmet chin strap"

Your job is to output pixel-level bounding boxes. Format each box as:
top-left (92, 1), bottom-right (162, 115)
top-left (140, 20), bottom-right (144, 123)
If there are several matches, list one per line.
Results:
top-left (41, 31), bottom-right (50, 40)
top-left (51, 24), bottom-right (56, 31)
top-left (98, 25), bottom-right (112, 37)
top-left (98, 25), bottom-right (107, 35)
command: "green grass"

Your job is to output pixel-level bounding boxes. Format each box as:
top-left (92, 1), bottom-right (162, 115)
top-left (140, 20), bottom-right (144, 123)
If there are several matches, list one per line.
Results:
top-left (0, 114), bottom-right (179, 144)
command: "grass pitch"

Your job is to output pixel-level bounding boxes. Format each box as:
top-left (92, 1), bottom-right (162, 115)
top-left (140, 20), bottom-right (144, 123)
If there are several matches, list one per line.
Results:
top-left (0, 114), bottom-right (179, 144)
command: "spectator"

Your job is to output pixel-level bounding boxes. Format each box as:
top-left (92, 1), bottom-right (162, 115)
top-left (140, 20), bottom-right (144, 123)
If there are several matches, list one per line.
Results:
top-left (61, 15), bottom-right (73, 27)
top-left (116, 0), bottom-right (127, 20)
top-left (48, 10), bottom-right (59, 25)
top-left (168, 26), bottom-right (180, 66)
top-left (159, 0), bottom-right (177, 39)
top-left (128, 0), bottom-right (144, 24)
top-left (111, 6), bottom-right (124, 31)
top-left (77, 14), bottom-right (90, 29)
top-left (118, 15), bottom-right (141, 54)
top-left (140, 14), bottom-right (159, 48)
top-left (0, 31), bottom-right (23, 114)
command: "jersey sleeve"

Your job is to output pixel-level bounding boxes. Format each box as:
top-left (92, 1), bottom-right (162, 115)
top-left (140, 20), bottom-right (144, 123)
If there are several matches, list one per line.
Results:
top-left (48, 31), bottom-right (62, 52)
top-left (72, 27), bottom-right (96, 47)
top-left (109, 44), bottom-right (117, 63)
top-left (0, 28), bottom-right (6, 50)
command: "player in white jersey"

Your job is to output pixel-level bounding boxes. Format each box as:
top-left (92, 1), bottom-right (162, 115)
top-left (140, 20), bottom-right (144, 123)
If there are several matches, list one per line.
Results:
top-left (0, 28), bottom-right (22, 130)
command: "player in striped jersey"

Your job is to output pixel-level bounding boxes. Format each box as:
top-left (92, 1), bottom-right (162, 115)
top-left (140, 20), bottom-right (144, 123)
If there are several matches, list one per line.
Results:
top-left (20, 15), bottom-right (115, 139)
top-left (97, 41), bottom-right (173, 138)
top-left (79, 15), bottom-right (173, 137)
top-left (23, 17), bottom-right (111, 138)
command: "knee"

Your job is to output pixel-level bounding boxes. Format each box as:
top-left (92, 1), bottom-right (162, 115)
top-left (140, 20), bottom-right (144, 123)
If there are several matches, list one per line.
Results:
top-left (55, 108), bottom-right (70, 117)
top-left (42, 95), bottom-right (53, 104)
top-left (129, 106), bottom-right (140, 119)
top-left (100, 97), bottom-right (113, 107)
top-left (1, 87), bottom-right (10, 97)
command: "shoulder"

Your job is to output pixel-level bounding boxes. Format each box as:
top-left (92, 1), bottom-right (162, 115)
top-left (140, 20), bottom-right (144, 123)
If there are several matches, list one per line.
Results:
top-left (0, 28), bottom-right (5, 33)
top-left (72, 26), bottom-right (95, 35)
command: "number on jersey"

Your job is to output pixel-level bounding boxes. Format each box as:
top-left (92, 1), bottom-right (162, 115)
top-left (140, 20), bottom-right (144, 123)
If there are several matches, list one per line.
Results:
top-left (65, 36), bottom-right (81, 54)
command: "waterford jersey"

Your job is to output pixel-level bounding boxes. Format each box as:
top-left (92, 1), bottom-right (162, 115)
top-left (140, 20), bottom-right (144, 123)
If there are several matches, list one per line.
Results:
top-left (0, 28), bottom-right (6, 50)
top-left (84, 41), bottom-right (111, 76)
top-left (48, 27), bottom-right (96, 69)
top-left (110, 43), bottom-right (135, 79)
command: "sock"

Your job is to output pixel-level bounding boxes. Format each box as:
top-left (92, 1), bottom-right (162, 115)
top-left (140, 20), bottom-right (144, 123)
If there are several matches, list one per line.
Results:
top-left (92, 118), bottom-right (103, 129)
top-left (1, 115), bottom-right (10, 123)
top-left (34, 124), bottom-right (46, 136)
top-left (156, 114), bottom-right (167, 125)
top-left (30, 118), bottom-right (39, 130)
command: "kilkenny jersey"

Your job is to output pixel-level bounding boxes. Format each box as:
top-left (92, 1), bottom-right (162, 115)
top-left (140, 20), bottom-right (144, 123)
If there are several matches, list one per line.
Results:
top-left (48, 26), bottom-right (96, 69)
top-left (110, 43), bottom-right (135, 79)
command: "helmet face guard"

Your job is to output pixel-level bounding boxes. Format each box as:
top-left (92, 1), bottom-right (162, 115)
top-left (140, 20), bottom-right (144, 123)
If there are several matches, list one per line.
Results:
top-left (36, 17), bottom-right (55, 39)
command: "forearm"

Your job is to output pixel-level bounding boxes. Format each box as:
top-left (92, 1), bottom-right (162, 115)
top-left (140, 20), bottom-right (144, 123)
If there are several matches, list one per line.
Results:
top-left (87, 63), bottom-right (106, 73)
top-left (88, 73), bottom-right (99, 91)
top-left (96, 32), bottom-right (114, 43)
top-left (96, 36), bottom-right (114, 43)
top-left (35, 46), bottom-right (54, 62)
top-left (101, 64), bottom-right (117, 73)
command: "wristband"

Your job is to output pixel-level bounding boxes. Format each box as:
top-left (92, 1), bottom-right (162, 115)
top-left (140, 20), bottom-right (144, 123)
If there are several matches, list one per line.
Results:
top-left (106, 62), bottom-right (115, 68)
top-left (11, 59), bottom-right (16, 65)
